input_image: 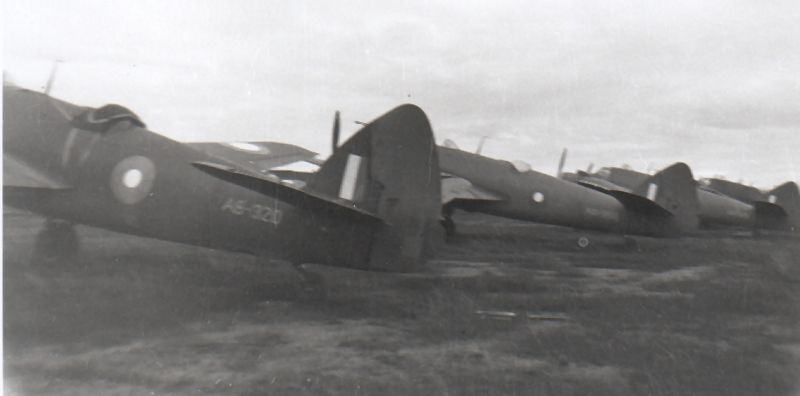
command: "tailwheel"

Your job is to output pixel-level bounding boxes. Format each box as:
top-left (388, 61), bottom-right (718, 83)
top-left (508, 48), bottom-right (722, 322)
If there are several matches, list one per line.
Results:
top-left (32, 219), bottom-right (80, 265)
top-left (293, 264), bottom-right (328, 300)
top-left (622, 236), bottom-right (640, 252)
top-left (441, 215), bottom-right (456, 238)
top-left (423, 222), bottom-right (446, 256)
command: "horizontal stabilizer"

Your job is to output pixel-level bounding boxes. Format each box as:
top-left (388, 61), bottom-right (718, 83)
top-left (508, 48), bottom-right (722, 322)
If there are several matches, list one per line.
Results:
top-left (442, 176), bottom-right (506, 204)
top-left (577, 177), bottom-right (630, 194)
top-left (576, 177), bottom-right (671, 216)
top-left (577, 180), bottom-right (610, 194)
top-left (192, 161), bottom-right (382, 223)
top-left (3, 154), bottom-right (71, 189)
top-left (606, 190), bottom-right (672, 217)
top-left (268, 169), bottom-right (315, 182)
top-left (753, 201), bottom-right (787, 218)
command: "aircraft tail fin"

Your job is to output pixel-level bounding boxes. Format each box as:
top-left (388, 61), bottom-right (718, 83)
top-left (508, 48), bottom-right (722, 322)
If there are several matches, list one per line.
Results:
top-left (762, 182), bottom-right (800, 231)
top-left (753, 201), bottom-right (787, 230)
top-left (305, 104), bottom-right (441, 272)
top-left (632, 162), bottom-right (700, 232)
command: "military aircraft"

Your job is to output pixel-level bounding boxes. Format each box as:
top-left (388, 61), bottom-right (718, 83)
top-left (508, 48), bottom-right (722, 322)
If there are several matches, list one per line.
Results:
top-left (436, 140), bottom-right (699, 244)
top-left (173, 127), bottom-right (704, 245)
top-left (699, 177), bottom-right (799, 232)
top-left (563, 159), bottom-right (799, 233)
top-left (3, 82), bottom-right (442, 274)
top-left (699, 178), bottom-right (763, 203)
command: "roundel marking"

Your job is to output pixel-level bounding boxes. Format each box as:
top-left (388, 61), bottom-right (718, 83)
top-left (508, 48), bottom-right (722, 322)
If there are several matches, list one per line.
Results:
top-left (110, 156), bottom-right (156, 205)
top-left (531, 192), bottom-right (545, 203)
top-left (123, 169), bottom-right (144, 188)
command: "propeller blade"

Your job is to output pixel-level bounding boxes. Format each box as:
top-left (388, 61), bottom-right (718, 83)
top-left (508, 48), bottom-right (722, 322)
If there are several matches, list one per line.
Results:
top-left (475, 136), bottom-right (488, 155)
top-left (44, 60), bottom-right (61, 95)
top-left (557, 148), bottom-right (567, 178)
top-left (586, 163), bottom-right (594, 174)
top-left (332, 111), bottom-right (341, 153)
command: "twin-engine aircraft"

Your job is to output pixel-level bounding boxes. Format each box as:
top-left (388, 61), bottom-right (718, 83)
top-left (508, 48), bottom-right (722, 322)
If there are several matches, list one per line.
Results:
top-left (437, 140), bottom-right (699, 241)
top-left (238, 136), bottom-right (705, 243)
top-left (564, 163), bottom-right (799, 233)
top-left (699, 177), bottom-right (799, 232)
top-left (3, 83), bottom-right (442, 273)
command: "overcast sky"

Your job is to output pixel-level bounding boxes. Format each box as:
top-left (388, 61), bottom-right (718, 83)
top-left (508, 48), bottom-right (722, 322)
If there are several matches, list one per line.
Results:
top-left (4, 0), bottom-right (799, 187)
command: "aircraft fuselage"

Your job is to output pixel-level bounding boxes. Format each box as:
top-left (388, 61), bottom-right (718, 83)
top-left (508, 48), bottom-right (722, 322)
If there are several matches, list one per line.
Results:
top-left (589, 167), bottom-right (757, 229)
top-left (3, 87), bottom-right (375, 268)
top-left (696, 188), bottom-right (755, 228)
top-left (438, 147), bottom-right (683, 237)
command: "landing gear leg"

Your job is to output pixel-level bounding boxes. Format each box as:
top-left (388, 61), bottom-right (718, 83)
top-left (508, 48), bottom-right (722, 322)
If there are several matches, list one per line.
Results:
top-left (441, 206), bottom-right (456, 238)
top-left (32, 219), bottom-right (80, 265)
top-left (293, 264), bottom-right (327, 300)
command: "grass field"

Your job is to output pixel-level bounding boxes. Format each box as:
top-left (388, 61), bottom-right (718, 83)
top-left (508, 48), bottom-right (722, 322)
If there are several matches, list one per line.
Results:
top-left (4, 211), bottom-right (800, 395)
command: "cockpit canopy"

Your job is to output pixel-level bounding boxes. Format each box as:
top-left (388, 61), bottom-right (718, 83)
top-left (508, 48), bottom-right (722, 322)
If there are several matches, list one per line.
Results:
top-left (71, 104), bottom-right (145, 132)
top-left (596, 167), bottom-right (612, 178)
top-left (509, 160), bottom-right (532, 173)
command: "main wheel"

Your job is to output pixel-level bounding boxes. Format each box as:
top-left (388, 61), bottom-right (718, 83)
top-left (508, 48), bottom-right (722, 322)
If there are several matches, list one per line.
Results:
top-left (293, 264), bottom-right (328, 300)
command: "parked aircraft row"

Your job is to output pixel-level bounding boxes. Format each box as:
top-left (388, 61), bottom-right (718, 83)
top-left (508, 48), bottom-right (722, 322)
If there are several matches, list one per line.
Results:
top-left (3, 81), bottom-right (797, 279)
top-left (266, 131), bottom-right (798, 242)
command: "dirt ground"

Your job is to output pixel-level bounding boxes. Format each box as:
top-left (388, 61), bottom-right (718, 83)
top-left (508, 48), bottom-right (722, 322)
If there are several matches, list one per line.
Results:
top-left (4, 211), bottom-right (800, 395)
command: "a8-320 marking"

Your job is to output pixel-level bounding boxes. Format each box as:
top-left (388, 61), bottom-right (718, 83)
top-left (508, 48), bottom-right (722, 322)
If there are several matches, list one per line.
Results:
top-left (221, 198), bottom-right (282, 225)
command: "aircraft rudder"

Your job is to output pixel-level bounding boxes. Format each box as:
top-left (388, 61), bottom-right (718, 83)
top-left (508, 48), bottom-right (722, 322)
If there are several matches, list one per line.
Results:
top-left (307, 104), bottom-right (442, 271)
top-left (634, 162), bottom-right (700, 232)
top-left (766, 181), bottom-right (800, 231)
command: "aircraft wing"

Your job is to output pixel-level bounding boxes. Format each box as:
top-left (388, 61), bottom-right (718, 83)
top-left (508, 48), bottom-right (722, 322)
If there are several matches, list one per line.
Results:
top-left (3, 154), bottom-right (71, 189)
top-left (442, 176), bottom-right (505, 204)
top-left (192, 161), bottom-right (382, 223)
top-left (187, 141), bottom-right (323, 175)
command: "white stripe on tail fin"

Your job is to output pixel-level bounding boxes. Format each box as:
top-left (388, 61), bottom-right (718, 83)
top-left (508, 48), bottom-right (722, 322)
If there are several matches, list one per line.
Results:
top-left (338, 154), bottom-right (363, 200)
top-left (646, 183), bottom-right (658, 201)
